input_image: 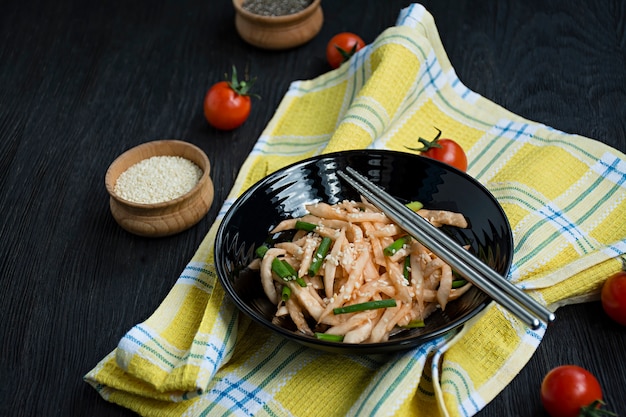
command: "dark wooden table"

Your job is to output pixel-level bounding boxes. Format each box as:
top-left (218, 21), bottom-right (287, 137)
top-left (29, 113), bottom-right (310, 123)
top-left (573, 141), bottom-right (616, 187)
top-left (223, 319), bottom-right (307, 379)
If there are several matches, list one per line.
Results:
top-left (1, 0), bottom-right (624, 416)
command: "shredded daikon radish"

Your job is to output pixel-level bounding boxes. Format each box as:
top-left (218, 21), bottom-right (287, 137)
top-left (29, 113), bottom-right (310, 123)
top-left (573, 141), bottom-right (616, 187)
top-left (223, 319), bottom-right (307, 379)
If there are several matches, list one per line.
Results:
top-left (251, 197), bottom-right (471, 343)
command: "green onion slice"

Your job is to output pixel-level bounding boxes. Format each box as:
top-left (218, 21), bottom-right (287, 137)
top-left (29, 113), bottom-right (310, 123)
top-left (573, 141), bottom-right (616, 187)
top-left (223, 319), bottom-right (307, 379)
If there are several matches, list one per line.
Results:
top-left (308, 236), bottom-right (332, 276)
top-left (271, 258), bottom-right (296, 281)
top-left (281, 286), bottom-right (291, 301)
top-left (403, 256), bottom-right (411, 282)
top-left (281, 260), bottom-right (297, 276)
top-left (383, 236), bottom-right (410, 256)
top-left (333, 299), bottom-right (397, 315)
top-left (255, 244), bottom-right (269, 258)
top-left (452, 279), bottom-right (468, 289)
top-left (295, 220), bottom-right (317, 232)
top-left (402, 320), bottom-right (425, 328)
top-left (314, 333), bottom-right (344, 342)
top-left (405, 201), bottom-right (423, 212)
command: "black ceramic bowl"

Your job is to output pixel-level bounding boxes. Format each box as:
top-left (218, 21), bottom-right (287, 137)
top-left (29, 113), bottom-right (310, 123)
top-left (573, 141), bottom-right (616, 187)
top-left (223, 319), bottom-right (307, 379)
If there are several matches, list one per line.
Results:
top-left (215, 150), bottom-right (513, 354)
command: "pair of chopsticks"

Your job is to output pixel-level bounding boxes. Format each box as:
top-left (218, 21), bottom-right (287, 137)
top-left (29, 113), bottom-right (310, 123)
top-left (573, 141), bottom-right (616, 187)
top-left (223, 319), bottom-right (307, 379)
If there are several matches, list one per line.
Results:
top-left (337, 167), bottom-right (555, 330)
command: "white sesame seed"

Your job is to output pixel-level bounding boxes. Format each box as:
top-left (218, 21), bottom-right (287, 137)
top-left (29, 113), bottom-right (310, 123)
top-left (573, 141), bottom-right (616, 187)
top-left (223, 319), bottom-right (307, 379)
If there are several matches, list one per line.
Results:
top-left (114, 155), bottom-right (202, 204)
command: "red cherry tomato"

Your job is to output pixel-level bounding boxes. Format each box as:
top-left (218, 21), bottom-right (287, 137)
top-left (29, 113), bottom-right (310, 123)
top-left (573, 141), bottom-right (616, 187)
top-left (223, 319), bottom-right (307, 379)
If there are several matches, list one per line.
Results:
top-left (421, 139), bottom-right (467, 172)
top-left (601, 270), bottom-right (626, 325)
top-left (326, 32), bottom-right (365, 69)
top-left (203, 67), bottom-right (256, 130)
top-left (540, 365), bottom-right (612, 417)
top-left (407, 127), bottom-right (468, 172)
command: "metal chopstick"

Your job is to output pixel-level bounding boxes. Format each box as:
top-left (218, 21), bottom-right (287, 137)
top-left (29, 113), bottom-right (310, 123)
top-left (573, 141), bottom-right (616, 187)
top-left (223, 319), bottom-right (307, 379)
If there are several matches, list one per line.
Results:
top-left (337, 167), bottom-right (555, 330)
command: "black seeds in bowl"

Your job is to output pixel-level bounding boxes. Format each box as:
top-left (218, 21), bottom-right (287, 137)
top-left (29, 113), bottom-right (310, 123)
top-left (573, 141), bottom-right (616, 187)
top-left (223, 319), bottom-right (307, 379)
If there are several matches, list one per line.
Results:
top-left (242, 0), bottom-right (312, 16)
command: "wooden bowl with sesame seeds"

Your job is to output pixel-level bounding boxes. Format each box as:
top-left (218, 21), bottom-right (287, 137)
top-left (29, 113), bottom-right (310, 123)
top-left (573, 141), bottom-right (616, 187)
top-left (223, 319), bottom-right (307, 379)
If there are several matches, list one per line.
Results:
top-left (105, 140), bottom-right (214, 237)
top-left (233, 0), bottom-right (323, 50)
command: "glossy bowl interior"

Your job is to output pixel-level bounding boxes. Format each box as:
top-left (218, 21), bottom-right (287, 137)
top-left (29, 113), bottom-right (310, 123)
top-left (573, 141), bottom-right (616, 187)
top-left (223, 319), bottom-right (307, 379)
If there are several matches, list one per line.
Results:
top-left (215, 150), bottom-right (513, 354)
top-left (105, 139), bottom-right (214, 237)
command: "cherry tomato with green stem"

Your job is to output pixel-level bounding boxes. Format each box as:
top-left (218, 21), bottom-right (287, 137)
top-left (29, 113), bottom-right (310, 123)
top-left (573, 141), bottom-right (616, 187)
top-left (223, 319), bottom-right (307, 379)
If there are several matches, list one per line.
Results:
top-left (540, 365), bottom-right (615, 417)
top-left (326, 32), bottom-right (365, 69)
top-left (406, 127), bottom-right (468, 172)
top-left (203, 66), bottom-right (258, 131)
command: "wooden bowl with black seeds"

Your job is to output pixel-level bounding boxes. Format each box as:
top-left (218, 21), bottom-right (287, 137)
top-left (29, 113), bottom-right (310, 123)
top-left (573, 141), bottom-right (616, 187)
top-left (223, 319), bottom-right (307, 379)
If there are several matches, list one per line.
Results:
top-left (232, 0), bottom-right (323, 50)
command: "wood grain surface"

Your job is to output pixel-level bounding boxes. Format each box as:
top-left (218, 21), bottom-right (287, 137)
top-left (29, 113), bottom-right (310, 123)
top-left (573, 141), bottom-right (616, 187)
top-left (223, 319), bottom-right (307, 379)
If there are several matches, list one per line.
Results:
top-left (0, 0), bottom-right (624, 416)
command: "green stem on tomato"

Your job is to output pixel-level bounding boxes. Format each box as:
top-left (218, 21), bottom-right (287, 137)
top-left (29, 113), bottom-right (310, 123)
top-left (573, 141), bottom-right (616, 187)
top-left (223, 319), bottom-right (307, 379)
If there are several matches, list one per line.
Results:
top-left (405, 127), bottom-right (443, 152)
top-left (580, 400), bottom-right (617, 416)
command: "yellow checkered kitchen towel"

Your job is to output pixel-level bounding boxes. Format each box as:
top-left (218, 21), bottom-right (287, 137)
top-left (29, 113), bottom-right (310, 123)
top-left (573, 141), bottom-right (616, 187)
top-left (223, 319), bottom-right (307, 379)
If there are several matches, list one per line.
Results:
top-left (85, 4), bottom-right (626, 416)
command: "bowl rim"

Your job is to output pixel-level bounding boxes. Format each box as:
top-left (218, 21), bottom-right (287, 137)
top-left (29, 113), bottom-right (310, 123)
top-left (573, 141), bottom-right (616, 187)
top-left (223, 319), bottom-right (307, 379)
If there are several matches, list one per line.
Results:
top-left (105, 139), bottom-right (211, 209)
top-left (215, 149), bottom-right (513, 353)
top-left (233, 0), bottom-right (321, 23)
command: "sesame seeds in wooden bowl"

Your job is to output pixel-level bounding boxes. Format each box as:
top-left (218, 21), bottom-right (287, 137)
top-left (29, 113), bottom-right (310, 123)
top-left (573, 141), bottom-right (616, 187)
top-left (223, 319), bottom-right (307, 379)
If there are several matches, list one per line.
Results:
top-left (105, 140), bottom-right (214, 237)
